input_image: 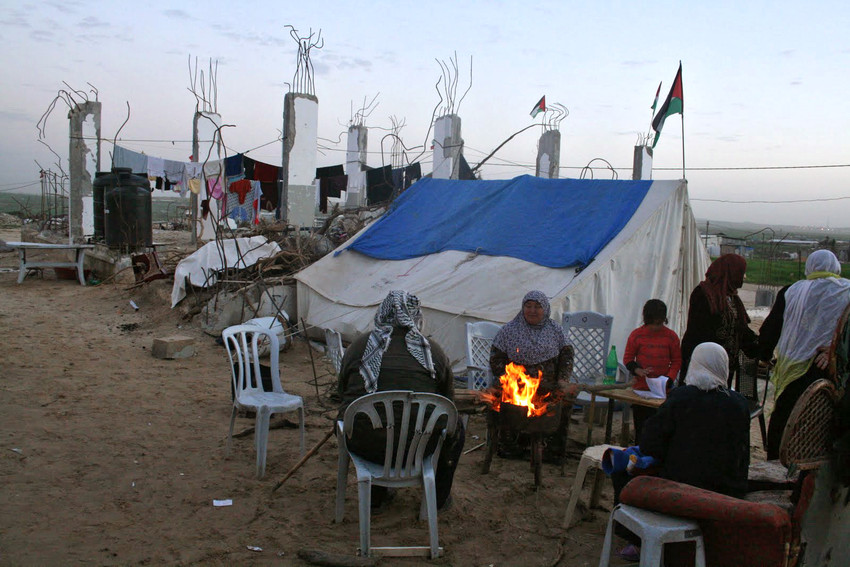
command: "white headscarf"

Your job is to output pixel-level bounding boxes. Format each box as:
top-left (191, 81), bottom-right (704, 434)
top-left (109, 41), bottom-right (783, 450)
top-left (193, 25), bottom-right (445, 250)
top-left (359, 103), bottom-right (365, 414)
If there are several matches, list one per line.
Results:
top-left (684, 342), bottom-right (729, 391)
top-left (773, 249), bottom-right (850, 396)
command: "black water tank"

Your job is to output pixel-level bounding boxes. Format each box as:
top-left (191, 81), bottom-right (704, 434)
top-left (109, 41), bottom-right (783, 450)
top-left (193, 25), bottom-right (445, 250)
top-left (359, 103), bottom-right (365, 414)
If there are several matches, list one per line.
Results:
top-left (92, 171), bottom-right (109, 241)
top-left (103, 167), bottom-right (152, 250)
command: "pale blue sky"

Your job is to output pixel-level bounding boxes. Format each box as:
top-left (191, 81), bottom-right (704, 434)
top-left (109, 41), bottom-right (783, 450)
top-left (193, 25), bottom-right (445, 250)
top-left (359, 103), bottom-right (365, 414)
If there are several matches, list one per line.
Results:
top-left (2, 0), bottom-right (849, 227)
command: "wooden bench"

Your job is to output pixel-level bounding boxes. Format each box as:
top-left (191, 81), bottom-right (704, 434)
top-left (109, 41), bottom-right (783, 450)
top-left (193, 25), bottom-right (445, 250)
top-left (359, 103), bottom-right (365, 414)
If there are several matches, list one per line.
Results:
top-left (6, 241), bottom-right (95, 286)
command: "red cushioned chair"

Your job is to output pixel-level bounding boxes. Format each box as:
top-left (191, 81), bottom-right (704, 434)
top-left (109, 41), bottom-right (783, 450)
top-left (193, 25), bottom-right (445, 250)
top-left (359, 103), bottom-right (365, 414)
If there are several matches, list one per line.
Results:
top-left (620, 471), bottom-right (816, 567)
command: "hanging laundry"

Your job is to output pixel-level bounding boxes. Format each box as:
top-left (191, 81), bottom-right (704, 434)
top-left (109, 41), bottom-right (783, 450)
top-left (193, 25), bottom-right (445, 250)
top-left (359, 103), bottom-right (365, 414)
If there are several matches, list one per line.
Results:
top-left (228, 178), bottom-right (253, 204)
top-left (404, 163), bottom-right (422, 188)
top-left (146, 156), bottom-right (165, 179)
top-left (225, 179), bottom-right (261, 223)
top-left (224, 154), bottom-right (243, 177)
top-left (242, 156), bottom-right (256, 180)
top-left (164, 159), bottom-right (186, 186)
top-left (112, 145), bottom-right (148, 175)
top-left (366, 165), bottom-right (393, 204)
top-left (316, 164), bottom-right (344, 180)
top-left (207, 176), bottom-right (223, 200)
top-left (326, 174), bottom-right (347, 198)
top-left (254, 161), bottom-right (280, 183)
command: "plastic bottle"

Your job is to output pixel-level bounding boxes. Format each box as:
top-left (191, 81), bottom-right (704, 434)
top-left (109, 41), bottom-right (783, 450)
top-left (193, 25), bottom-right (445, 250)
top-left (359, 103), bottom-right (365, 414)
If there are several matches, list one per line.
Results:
top-left (604, 345), bottom-right (618, 385)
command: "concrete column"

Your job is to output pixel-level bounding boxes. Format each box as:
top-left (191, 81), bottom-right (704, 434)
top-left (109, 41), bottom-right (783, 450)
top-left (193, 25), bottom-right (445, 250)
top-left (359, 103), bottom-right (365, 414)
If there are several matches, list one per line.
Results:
top-left (68, 101), bottom-right (101, 242)
top-left (280, 92), bottom-right (318, 227)
top-left (632, 144), bottom-right (653, 180)
top-left (432, 114), bottom-right (462, 179)
top-left (192, 111), bottom-right (222, 242)
top-left (345, 124), bottom-right (368, 209)
top-left (536, 130), bottom-right (561, 179)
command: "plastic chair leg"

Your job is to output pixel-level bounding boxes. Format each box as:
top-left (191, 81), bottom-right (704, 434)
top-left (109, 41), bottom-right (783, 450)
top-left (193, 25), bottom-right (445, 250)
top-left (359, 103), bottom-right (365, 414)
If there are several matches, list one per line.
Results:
top-left (255, 406), bottom-right (271, 478)
top-left (226, 405), bottom-right (237, 455)
top-left (563, 453), bottom-right (591, 529)
top-left (335, 442), bottom-right (350, 523)
top-left (639, 540), bottom-right (664, 566)
top-left (357, 479), bottom-right (372, 556)
top-left (598, 505), bottom-right (616, 567)
top-left (298, 406), bottom-right (306, 455)
top-left (423, 464), bottom-right (440, 558)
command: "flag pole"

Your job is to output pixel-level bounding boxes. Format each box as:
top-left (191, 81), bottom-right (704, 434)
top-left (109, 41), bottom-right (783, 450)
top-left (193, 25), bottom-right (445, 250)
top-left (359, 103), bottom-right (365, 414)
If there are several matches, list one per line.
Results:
top-left (680, 115), bottom-right (686, 179)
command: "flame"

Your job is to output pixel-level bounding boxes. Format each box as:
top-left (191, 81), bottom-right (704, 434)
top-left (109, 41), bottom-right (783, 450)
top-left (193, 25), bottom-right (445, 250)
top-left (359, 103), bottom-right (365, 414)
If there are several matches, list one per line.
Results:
top-left (495, 362), bottom-right (550, 417)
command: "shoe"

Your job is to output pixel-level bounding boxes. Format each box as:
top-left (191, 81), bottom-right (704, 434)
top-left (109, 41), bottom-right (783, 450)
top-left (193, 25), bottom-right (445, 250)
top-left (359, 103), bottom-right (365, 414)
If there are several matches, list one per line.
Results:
top-left (617, 544), bottom-right (640, 562)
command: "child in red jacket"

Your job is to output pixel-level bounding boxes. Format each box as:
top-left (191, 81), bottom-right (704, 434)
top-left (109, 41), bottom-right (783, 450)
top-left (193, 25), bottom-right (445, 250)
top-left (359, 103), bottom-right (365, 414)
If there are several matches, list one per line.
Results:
top-left (623, 299), bottom-right (682, 441)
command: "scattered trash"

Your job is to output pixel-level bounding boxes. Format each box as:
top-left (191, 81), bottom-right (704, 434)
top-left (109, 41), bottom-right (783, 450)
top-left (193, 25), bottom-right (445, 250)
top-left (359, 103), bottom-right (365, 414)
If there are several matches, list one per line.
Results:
top-left (213, 499), bottom-right (233, 507)
top-left (129, 300), bottom-right (139, 311)
top-left (131, 482), bottom-right (135, 487)
top-left (472, 435), bottom-right (480, 440)
top-left (10, 448), bottom-right (22, 454)
top-left (247, 546), bottom-right (262, 552)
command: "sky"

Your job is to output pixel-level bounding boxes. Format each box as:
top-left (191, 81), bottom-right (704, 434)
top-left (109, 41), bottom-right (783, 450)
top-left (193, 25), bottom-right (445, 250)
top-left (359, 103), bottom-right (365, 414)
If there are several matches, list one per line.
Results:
top-left (2, 0), bottom-right (850, 228)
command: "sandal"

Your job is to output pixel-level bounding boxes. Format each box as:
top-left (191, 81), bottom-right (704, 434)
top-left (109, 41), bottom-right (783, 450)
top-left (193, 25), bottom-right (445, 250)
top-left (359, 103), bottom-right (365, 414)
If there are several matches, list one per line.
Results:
top-left (617, 544), bottom-right (640, 562)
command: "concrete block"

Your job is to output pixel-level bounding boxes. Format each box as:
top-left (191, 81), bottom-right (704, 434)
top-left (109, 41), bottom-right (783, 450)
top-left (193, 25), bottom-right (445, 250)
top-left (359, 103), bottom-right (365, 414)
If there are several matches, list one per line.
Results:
top-left (152, 336), bottom-right (195, 359)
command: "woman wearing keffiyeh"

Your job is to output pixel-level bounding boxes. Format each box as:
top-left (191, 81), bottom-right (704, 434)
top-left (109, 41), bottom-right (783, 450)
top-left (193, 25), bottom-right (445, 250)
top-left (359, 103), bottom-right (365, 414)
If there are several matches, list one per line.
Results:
top-left (489, 290), bottom-right (576, 460)
top-left (337, 290), bottom-right (463, 510)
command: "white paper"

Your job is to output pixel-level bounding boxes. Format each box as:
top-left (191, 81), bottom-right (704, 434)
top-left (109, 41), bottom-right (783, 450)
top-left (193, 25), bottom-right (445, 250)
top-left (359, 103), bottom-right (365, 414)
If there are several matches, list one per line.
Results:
top-left (633, 376), bottom-right (669, 399)
top-left (213, 499), bottom-right (233, 507)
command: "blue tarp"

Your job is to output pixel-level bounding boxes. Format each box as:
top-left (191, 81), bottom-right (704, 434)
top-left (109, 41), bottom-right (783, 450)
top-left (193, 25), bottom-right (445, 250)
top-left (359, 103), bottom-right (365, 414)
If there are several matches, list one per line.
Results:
top-left (342, 175), bottom-right (652, 268)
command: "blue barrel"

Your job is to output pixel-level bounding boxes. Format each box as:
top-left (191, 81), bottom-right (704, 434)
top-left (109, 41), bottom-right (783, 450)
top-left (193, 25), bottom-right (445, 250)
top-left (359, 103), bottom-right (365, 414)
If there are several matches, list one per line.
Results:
top-left (103, 167), bottom-right (152, 250)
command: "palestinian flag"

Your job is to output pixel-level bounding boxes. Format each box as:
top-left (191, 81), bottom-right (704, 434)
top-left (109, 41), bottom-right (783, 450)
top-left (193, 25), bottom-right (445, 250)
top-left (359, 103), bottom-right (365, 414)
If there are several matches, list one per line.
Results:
top-left (530, 96), bottom-right (546, 118)
top-left (651, 63), bottom-right (683, 148)
top-left (650, 81), bottom-right (662, 111)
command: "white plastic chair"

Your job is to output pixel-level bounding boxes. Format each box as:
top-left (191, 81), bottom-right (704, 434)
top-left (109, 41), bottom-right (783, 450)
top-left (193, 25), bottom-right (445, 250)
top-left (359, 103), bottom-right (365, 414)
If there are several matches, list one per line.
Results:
top-left (223, 324), bottom-right (305, 479)
top-left (335, 390), bottom-right (458, 558)
top-left (599, 504), bottom-right (706, 567)
top-left (324, 328), bottom-right (345, 375)
top-left (563, 443), bottom-right (622, 530)
top-left (562, 311), bottom-right (614, 386)
top-left (465, 321), bottom-right (502, 390)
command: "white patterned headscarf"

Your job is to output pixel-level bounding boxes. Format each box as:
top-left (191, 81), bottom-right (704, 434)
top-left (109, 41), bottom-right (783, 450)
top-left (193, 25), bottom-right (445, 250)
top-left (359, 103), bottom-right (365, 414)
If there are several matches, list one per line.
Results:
top-left (685, 342), bottom-right (729, 391)
top-left (492, 290), bottom-right (568, 366)
top-left (360, 290), bottom-right (435, 393)
top-left (772, 249), bottom-right (850, 397)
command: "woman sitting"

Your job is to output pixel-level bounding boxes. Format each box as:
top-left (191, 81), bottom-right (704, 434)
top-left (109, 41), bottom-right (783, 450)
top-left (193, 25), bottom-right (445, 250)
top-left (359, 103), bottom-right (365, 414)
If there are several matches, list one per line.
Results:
top-left (489, 290), bottom-right (576, 460)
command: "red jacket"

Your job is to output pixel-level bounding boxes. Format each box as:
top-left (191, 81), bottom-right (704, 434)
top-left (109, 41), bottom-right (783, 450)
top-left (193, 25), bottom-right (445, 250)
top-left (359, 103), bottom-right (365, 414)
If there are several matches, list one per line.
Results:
top-left (623, 325), bottom-right (682, 389)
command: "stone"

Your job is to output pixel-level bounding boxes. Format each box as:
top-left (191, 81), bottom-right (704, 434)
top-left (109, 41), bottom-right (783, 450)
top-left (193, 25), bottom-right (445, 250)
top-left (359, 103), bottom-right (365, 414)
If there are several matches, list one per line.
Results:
top-left (152, 336), bottom-right (195, 359)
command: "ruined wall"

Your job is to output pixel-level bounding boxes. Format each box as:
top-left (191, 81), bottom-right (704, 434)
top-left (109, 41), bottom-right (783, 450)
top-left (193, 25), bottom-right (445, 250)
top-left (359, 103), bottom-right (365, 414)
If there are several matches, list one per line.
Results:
top-left (432, 114), bottom-right (462, 179)
top-left (535, 130), bottom-right (561, 179)
top-left (281, 93), bottom-right (318, 227)
top-left (68, 101), bottom-right (101, 241)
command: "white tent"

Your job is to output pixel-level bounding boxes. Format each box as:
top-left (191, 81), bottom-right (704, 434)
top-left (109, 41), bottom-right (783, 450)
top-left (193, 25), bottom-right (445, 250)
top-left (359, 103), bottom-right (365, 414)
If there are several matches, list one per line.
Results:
top-left (295, 176), bottom-right (709, 372)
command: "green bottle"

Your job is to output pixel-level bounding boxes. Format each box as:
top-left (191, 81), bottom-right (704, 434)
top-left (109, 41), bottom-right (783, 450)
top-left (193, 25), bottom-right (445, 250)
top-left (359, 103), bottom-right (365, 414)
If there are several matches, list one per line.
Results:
top-left (604, 345), bottom-right (618, 385)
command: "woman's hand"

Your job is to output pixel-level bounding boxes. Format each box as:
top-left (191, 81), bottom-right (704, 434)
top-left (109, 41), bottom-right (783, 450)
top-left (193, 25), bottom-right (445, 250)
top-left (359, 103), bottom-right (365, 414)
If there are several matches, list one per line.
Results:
top-left (814, 347), bottom-right (830, 370)
top-left (558, 380), bottom-right (579, 397)
top-left (634, 367), bottom-right (649, 378)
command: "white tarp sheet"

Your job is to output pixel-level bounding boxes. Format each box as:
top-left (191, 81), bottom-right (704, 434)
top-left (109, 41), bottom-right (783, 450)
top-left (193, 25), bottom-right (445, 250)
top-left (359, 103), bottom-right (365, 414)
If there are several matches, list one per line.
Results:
top-left (171, 236), bottom-right (281, 307)
top-left (295, 179), bottom-right (708, 372)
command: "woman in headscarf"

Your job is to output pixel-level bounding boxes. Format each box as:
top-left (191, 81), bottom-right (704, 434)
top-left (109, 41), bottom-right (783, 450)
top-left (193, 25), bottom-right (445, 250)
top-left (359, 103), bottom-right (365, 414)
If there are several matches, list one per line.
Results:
top-left (609, 342), bottom-right (751, 560)
top-left (758, 249), bottom-right (850, 459)
top-left (489, 290), bottom-right (576, 459)
top-left (337, 290), bottom-right (463, 509)
top-left (680, 254), bottom-right (759, 383)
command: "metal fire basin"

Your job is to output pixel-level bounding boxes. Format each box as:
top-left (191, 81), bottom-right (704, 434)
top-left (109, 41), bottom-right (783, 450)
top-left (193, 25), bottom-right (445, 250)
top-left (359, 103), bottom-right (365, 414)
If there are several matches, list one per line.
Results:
top-left (498, 401), bottom-right (561, 435)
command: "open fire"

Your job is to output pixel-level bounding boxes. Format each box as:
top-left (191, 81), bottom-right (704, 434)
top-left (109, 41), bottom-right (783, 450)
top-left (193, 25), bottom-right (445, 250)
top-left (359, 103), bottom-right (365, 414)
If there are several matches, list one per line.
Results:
top-left (489, 362), bottom-right (552, 417)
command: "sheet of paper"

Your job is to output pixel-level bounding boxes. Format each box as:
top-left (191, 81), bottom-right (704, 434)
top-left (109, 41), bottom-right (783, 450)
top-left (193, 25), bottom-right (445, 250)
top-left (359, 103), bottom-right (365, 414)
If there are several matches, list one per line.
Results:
top-left (632, 376), bottom-right (669, 399)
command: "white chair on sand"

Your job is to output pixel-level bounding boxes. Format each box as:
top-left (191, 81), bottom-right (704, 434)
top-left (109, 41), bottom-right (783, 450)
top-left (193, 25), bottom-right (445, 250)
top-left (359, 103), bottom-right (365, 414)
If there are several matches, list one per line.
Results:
top-left (599, 504), bottom-right (706, 567)
top-left (465, 321), bottom-right (502, 390)
top-left (324, 328), bottom-right (346, 375)
top-left (335, 390), bottom-right (458, 559)
top-left (223, 324), bottom-right (305, 479)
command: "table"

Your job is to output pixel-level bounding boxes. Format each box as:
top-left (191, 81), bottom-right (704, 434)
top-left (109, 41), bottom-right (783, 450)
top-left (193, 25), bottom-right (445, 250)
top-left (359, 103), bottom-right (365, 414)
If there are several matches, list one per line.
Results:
top-left (6, 241), bottom-right (95, 286)
top-left (582, 385), bottom-right (666, 447)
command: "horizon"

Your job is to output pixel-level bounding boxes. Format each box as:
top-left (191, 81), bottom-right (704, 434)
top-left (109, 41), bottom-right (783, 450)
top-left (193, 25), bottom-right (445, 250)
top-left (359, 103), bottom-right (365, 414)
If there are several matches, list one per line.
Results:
top-left (2, 1), bottom-right (849, 227)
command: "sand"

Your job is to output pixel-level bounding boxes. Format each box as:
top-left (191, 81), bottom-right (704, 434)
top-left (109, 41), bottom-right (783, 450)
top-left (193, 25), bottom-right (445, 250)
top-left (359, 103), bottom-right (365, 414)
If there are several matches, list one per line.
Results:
top-left (0, 227), bottom-right (767, 566)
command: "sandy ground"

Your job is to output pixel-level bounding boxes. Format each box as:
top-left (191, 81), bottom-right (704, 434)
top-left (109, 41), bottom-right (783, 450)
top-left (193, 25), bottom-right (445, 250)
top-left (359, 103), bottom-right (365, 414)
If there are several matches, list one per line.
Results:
top-left (0, 227), bottom-right (770, 566)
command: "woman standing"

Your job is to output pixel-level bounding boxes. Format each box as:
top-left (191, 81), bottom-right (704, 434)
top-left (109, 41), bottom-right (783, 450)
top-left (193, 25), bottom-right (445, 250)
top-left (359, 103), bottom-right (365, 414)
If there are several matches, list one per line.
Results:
top-left (759, 249), bottom-right (850, 458)
top-left (680, 254), bottom-right (758, 383)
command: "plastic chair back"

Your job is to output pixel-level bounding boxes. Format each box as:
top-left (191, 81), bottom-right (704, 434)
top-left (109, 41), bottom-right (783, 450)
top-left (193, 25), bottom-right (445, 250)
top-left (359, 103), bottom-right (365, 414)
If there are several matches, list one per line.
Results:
top-left (465, 321), bottom-right (502, 390)
top-left (736, 352), bottom-right (770, 449)
top-left (341, 391), bottom-right (458, 481)
top-left (562, 311), bottom-right (613, 385)
top-left (324, 328), bottom-right (345, 375)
